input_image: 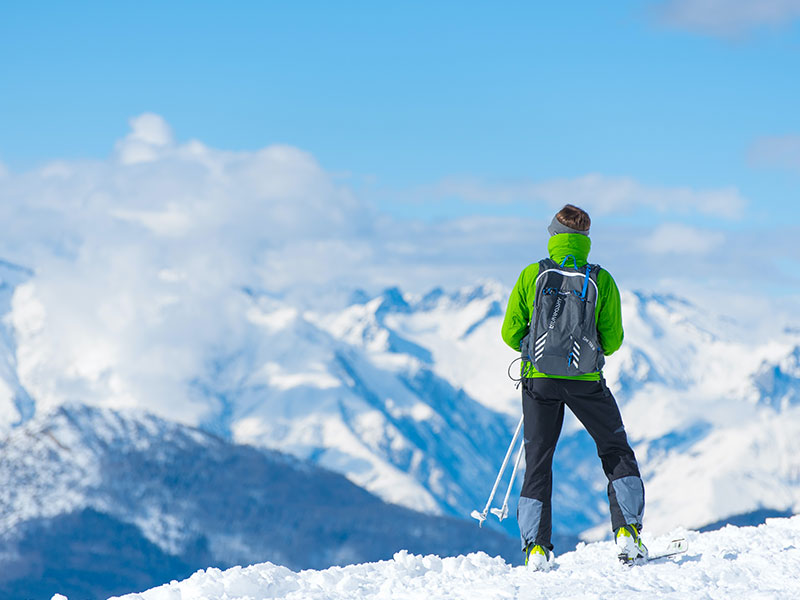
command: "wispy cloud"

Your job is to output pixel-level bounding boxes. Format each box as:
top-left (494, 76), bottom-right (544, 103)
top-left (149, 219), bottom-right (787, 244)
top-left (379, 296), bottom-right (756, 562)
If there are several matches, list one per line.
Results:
top-left (423, 174), bottom-right (747, 220)
top-left (750, 135), bottom-right (800, 171)
top-left (641, 223), bottom-right (725, 255)
top-left (654, 0), bottom-right (800, 37)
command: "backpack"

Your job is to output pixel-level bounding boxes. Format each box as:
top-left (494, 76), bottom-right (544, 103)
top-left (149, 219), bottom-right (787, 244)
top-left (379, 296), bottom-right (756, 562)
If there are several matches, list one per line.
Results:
top-left (521, 255), bottom-right (605, 377)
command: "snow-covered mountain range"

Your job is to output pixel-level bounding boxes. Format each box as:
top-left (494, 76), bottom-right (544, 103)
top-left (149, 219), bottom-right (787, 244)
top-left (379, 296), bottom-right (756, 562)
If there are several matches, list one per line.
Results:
top-left (1, 255), bottom-right (799, 598)
top-left (306, 282), bottom-right (800, 539)
top-left (0, 403), bottom-right (513, 599)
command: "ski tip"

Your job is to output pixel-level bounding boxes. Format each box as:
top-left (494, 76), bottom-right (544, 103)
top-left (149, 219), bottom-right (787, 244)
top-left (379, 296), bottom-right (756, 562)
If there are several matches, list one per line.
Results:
top-left (645, 538), bottom-right (689, 562)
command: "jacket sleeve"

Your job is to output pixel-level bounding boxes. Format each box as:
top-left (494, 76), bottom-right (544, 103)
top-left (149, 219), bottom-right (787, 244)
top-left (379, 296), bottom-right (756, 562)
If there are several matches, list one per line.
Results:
top-left (501, 265), bottom-right (536, 351)
top-left (596, 269), bottom-right (624, 356)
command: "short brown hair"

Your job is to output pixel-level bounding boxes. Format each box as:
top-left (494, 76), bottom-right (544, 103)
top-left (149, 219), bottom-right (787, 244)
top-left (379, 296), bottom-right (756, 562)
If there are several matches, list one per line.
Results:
top-left (556, 204), bottom-right (591, 231)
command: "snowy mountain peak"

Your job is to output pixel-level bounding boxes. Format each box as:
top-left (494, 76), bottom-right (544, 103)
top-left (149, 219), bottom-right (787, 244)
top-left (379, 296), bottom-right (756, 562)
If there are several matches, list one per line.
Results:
top-left (448, 279), bottom-right (505, 305)
top-left (418, 286), bottom-right (446, 308)
top-left (753, 345), bottom-right (800, 411)
top-left (376, 286), bottom-right (412, 314)
top-left (16, 402), bottom-right (213, 457)
top-left (626, 289), bottom-right (719, 343)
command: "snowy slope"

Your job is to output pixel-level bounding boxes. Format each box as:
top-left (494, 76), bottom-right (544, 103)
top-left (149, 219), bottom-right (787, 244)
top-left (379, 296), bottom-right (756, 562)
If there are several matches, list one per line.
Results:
top-left (108, 516), bottom-right (800, 600)
top-left (599, 292), bottom-right (800, 536)
top-left (198, 288), bottom-right (518, 527)
top-left (0, 404), bottom-right (514, 599)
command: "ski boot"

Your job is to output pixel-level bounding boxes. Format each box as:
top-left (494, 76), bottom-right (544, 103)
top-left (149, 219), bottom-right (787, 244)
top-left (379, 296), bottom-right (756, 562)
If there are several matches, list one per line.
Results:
top-left (524, 543), bottom-right (553, 571)
top-left (615, 523), bottom-right (648, 565)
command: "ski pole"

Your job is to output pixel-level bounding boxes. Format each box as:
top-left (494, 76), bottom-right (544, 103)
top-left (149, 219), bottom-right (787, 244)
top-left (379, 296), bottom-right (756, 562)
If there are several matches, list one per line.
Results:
top-left (491, 436), bottom-right (525, 521)
top-left (471, 414), bottom-right (524, 527)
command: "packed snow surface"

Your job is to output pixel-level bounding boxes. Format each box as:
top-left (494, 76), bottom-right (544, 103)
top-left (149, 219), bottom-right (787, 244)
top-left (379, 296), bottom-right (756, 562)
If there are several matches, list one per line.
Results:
top-left (106, 516), bottom-right (800, 600)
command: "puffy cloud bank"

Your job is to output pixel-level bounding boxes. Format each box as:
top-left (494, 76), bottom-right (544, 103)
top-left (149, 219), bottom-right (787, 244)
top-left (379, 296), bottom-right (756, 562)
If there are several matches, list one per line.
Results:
top-left (0, 115), bottom-right (541, 427)
top-left (1, 114), bottom-right (383, 425)
top-left (0, 114), bottom-right (792, 427)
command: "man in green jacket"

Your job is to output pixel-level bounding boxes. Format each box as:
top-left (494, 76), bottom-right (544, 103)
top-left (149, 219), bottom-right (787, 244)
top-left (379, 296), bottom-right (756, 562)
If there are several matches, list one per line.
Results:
top-left (501, 204), bottom-right (646, 571)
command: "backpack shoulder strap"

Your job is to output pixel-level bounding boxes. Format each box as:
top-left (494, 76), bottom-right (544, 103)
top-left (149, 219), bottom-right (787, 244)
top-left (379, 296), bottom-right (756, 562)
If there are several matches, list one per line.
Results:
top-left (538, 257), bottom-right (557, 270)
top-left (534, 258), bottom-right (558, 297)
top-left (576, 263), bottom-right (603, 300)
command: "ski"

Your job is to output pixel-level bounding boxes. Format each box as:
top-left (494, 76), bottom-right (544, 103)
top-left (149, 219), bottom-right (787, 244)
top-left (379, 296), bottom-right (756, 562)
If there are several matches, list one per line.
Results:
top-left (648, 538), bottom-right (688, 561)
top-left (620, 538), bottom-right (688, 565)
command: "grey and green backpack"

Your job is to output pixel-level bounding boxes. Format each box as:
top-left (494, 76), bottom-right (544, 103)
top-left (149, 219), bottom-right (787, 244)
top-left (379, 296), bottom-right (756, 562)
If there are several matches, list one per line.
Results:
top-left (521, 255), bottom-right (605, 376)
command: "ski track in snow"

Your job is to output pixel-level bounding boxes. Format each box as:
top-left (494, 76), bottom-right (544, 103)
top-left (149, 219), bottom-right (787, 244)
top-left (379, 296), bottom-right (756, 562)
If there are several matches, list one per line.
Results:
top-left (103, 517), bottom-right (800, 600)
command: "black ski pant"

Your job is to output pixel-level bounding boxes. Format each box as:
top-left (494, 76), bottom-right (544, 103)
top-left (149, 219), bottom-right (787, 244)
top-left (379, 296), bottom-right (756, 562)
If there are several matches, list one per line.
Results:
top-left (517, 377), bottom-right (644, 551)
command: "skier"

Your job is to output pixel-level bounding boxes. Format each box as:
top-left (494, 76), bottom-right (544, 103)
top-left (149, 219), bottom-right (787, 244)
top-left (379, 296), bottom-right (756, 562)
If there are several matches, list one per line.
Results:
top-left (501, 204), bottom-right (646, 570)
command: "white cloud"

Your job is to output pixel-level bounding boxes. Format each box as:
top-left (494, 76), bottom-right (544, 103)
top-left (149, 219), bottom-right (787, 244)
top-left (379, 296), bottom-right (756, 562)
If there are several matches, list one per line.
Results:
top-left (0, 113), bottom-right (788, 429)
top-left (655, 0), bottom-right (800, 37)
top-left (427, 173), bottom-right (747, 220)
top-left (750, 135), bottom-right (800, 171)
top-left (642, 223), bottom-right (725, 255)
top-left (0, 113), bottom-right (378, 425)
top-left (115, 113), bottom-right (174, 165)
top-left (112, 203), bottom-right (195, 237)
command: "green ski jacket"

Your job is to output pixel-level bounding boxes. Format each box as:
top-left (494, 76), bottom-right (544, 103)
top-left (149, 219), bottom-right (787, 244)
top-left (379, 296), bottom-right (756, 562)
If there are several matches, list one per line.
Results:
top-left (501, 233), bottom-right (624, 380)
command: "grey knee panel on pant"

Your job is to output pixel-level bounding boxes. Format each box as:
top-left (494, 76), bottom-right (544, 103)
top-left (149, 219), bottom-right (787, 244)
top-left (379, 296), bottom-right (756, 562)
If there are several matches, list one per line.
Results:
top-left (517, 496), bottom-right (544, 551)
top-left (609, 475), bottom-right (645, 529)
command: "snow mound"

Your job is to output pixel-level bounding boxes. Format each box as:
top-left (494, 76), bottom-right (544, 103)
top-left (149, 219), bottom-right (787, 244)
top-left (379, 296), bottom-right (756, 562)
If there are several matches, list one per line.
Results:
top-left (105, 516), bottom-right (800, 600)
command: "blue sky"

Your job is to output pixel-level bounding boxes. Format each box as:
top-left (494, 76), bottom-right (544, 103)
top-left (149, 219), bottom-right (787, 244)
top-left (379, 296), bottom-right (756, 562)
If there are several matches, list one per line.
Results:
top-left (2, 0), bottom-right (799, 226)
top-left (2, 0), bottom-right (800, 311)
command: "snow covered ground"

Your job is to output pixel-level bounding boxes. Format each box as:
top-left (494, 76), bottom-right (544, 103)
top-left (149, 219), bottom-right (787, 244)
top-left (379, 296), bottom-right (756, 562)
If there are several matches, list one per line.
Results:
top-left (102, 516), bottom-right (800, 600)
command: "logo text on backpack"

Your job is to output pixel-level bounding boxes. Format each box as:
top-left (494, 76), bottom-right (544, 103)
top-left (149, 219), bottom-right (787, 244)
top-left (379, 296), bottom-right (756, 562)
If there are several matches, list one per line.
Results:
top-left (548, 296), bottom-right (563, 330)
top-left (581, 335), bottom-right (596, 351)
